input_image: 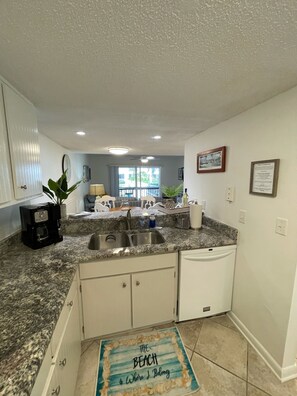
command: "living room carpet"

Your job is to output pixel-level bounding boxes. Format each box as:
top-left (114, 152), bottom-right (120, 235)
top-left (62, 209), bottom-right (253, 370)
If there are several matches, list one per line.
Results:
top-left (96, 327), bottom-right (200, 396)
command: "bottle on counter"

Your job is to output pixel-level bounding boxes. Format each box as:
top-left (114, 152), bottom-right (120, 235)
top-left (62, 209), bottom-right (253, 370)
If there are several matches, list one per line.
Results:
top-left (182, 188), bottom-right (189, 207)
top-left (149, 214), bottom-right (156, 228)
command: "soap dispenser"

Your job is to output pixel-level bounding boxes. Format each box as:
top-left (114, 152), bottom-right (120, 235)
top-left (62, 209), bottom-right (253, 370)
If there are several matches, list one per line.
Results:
top-left (149, 215), bottom-right (156, 228)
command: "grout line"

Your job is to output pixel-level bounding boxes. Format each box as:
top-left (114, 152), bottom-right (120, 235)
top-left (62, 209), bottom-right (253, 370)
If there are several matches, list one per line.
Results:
top-left (81, 340), bottom-right (96, 357)
top-left (208, 316), bottom-right (241, 333)
top-left (246, 382), bottom-right (272, 396)
top-left (193, 350), bottom-right (248, 383)
top-left (192, 321), bottom-right (203, 353)
top-left (246, 341), bottom-right (249, 396)
top-left (246, 344), bottom-right (249, 396)
top-left (245, 346), bottom-right (272, 395)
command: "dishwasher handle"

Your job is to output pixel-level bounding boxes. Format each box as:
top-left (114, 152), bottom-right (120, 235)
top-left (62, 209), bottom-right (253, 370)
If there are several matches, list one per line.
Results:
top-left (183, 251), bottom-right (233, 261)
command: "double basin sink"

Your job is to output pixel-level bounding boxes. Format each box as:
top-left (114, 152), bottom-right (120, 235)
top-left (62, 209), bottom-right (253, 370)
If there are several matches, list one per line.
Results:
top-left (88, 229), bottom-right (165, 251)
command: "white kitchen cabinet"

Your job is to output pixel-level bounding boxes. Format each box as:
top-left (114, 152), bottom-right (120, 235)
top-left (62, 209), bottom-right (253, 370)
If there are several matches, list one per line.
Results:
top-left (31, 273), bottom-right (81, 396)
top-left (81, 274), bottom-right (131, 339)
top-left (48, 291), bottom-right (81, 396)
top-left (0, 85), bottom-right (13, 204)
top-left (132, 268), bottom-right (175, 328)
top-left (2, 83), bottom-right (42, 200)
top-left (79, 253), bottom-right (178, 338)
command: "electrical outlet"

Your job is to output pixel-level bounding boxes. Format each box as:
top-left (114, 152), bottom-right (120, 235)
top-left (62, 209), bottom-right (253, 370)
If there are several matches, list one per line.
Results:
top-left (225, 186), bottom-right (235, 202)
top-left (239, 209), bottom-right (247, 224)
top-left (275, 217), bottom-right (288, 236)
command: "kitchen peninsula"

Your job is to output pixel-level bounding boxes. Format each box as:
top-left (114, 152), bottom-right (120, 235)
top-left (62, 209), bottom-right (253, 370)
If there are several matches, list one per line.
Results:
top-left (0, 212), bottom-right (237, 395)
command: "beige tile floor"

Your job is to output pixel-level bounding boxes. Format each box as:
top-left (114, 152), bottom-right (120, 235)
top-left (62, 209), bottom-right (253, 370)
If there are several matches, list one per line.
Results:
top-left (74, 315), bottom-right (297, 396)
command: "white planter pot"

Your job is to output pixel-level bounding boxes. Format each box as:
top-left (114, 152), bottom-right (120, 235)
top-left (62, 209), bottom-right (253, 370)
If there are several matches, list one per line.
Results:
top-left (60, 203), bottom-right (67, 219)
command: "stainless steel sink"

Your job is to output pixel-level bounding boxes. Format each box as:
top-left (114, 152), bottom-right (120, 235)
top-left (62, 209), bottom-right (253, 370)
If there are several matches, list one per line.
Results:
top-left (128, 230), bottom-right (165, 246)
top-left (88, 230), bottom-right (165, 250)
top-left (88, 232), bottom-right (131, 250)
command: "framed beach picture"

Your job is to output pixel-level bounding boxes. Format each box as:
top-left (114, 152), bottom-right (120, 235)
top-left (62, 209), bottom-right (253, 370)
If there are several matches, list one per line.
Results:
top-left (197, 146), bottom-right (226, 173)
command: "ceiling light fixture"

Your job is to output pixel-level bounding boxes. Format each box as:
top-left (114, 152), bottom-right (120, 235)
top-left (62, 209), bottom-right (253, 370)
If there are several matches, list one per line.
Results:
top-left (141, 158), bottom-right (149, 163)
top-left (108, 147), bottom-right (129, 155)
top-left (152, 135), bottom-right (162, 140)
top-left (146, 156), bottom-right (155, 160)
top-left (76, 131), bottom-right (86, 136)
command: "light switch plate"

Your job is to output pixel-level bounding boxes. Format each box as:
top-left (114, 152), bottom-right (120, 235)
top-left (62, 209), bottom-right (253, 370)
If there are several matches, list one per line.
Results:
top-left (239, 209), bottom-right (247, 224)
top-left (275, 217), bottom-right (288, 236)
top-left (226, 186), bottom-right (235, 202)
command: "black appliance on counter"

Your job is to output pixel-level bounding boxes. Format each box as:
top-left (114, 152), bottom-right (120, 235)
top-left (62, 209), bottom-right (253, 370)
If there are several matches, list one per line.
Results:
top-left (20, 203), bottom-right (63, 249)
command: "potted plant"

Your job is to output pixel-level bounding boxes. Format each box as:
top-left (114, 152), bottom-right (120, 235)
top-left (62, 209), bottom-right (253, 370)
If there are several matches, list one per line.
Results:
top-left (43, 171), bottom-right (82, 218)
top-left (161, 183), bottom-right (183, 208)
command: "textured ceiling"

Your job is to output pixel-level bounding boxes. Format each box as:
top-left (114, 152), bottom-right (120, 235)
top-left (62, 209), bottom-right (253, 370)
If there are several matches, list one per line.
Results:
top-left (0, 0), bottom-right (297, 155)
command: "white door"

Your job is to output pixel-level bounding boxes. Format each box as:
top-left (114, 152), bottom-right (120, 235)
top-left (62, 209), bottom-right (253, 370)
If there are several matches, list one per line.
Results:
top-left (132, 268), bottom-right (175, 328)
top-left (81, 275), bottom-right (132, 338)
top-left (0, 85), bottom-right (13, 204)
top-left (2, 83), bottom-right (42, 199)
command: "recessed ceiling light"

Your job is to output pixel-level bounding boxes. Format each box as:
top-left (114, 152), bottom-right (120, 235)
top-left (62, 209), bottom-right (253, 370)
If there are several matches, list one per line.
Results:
top-left (152, 135), bottom-right (162, 140)
top-left (76, 131), bottom-right (86, 136)
top-left (108, 147), bottom-right (129, 155)
top-left (147, 156), bottom-right (155, 160)
top-left (141, 158), bottom-right (149, 163)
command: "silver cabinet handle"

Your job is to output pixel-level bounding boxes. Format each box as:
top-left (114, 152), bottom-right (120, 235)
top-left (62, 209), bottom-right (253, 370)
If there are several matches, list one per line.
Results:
top-left (136, 281), bottom-right (140, 286)
top-left (67, 300), bottom-right (73, 307)
top-left (122, 282), bottom-right (127, 288)
top-left (20, 185), bottom-right (27, 190)
top-left (52, 385), bottom-right (60, 395)
top-left (59, 358), bottom-right (67, 367)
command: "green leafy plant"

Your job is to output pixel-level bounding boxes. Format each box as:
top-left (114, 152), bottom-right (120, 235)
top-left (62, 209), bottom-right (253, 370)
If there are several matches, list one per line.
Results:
top-left (161, 183), bottom-right (183, 198)
top-left (43, 171), bottom-right (81, 205)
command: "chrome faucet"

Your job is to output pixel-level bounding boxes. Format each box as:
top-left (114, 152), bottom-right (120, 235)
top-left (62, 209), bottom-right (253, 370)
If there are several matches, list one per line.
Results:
top-left (120, 208), bottom-right (132, 230)
top-left (126, 209), bottom-right (132, 230)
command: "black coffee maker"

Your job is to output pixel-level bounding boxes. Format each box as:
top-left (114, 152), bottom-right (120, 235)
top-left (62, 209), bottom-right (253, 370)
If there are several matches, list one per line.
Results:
top-left (20, 203), bottom-right (63, 249)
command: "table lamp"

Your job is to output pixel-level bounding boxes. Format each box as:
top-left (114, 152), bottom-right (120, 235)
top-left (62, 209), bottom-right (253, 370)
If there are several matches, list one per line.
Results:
top-left (89, 184), bottom-right (105, 196)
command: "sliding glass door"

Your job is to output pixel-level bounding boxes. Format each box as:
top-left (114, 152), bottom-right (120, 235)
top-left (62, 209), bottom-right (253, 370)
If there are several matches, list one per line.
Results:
top-left (118, 166), bottom-right (160, 198)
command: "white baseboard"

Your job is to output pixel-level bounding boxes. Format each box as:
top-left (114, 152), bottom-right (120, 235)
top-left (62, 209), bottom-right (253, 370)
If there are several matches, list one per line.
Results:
top-left (227, 312), bottom-right (297, 383)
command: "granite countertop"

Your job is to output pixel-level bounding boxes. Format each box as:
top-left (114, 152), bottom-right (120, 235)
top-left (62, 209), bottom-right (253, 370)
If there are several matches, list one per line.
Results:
top-left (0, 215), bottom-right (237, 395)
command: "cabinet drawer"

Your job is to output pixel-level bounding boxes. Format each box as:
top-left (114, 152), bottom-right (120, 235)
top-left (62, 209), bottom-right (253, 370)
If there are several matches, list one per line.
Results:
top-left (80, 253), bottom-right (177, 279)
top-left (51, 272), bottom-right (78, 359)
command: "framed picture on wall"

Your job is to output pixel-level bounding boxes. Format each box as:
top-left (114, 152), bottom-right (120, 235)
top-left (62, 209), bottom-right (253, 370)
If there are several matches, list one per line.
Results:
top-left (83, 165), bottom-right (91, 182)
top-left (197, 146), bottom-right (226, 173)
top-left (249, 159), bottom-right (280, 197)
top-left (178, 167), bottom-right (184, 180)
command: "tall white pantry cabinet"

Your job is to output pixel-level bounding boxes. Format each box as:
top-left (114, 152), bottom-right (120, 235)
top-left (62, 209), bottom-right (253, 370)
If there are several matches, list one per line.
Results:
top-left (0, 79), bottom-right (42, 206)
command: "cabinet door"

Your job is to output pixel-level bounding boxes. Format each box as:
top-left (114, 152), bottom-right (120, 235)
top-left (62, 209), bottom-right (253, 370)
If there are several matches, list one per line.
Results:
top-left (42, 365), bottom-right (60, 396)
top-left (0, 85), bottom-right (13, 204)
top-left (81, 275), bottom-right (131, 338)
top-left (2, 83), bottom-right (42, 199)
top-left (132, 268), bottom-right (175, 328)
top-left (53, 291), bottom-right (81, 396)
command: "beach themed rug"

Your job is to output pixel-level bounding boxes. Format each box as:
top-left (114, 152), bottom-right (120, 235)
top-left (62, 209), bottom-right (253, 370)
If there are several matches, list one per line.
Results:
top-left (96, 327), bottom-right (200, 396)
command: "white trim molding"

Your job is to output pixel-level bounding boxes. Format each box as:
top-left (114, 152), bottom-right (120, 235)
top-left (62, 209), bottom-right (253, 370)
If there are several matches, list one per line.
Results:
top-left (228, 312), bottom-right (297, 383)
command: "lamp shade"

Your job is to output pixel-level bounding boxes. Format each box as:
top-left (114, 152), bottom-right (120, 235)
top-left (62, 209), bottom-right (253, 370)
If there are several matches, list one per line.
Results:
top-left (89, 184), bottom-right (105, 196)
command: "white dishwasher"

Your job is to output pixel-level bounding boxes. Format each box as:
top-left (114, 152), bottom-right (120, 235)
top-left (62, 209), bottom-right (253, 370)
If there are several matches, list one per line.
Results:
top-left (178, 245), bottom-right (237, 321)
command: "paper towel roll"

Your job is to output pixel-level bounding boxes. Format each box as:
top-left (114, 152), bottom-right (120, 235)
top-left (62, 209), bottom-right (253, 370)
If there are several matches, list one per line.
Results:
top-left (190, 203), bottom-right (202, 229)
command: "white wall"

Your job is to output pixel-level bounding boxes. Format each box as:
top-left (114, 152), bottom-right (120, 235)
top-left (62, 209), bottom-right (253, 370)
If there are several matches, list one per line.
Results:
top-left (31, 134), bottom-right (89, 213)
top-left (0, 134), bottom-right (89, 241)
top-left (184, 86), bottom-right (297, 375)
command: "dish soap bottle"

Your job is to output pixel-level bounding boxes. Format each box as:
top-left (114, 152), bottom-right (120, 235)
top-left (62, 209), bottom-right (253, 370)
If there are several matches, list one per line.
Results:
top-left (149, 214), bottom-right (156, 228)
top-left (182, 188), bottom-right (189, 207)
